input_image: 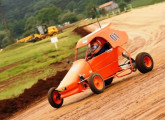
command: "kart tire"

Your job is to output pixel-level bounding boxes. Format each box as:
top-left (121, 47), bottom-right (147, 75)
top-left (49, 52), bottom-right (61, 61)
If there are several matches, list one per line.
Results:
top-left (48, 87), bottom-right (63, 108)
top-left (135, 52), bottom-right (154, 73)
top-left (105, 77), bottom-right (113, 86)
top-left (89, 73), bottom-right (105, 94)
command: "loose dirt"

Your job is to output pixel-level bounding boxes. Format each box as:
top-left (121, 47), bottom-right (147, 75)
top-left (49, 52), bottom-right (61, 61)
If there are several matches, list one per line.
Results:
top-left (7, 2), bottom-right (165, 120)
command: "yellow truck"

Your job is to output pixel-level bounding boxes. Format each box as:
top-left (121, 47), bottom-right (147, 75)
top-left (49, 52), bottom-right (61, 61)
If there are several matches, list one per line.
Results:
top-left (17, 25), bottom-right (58, 43)
top-left (37, 25), bottom-right (58, 38)
top-left (17, 35), bottom-right (33, 43)
top-left (17, 34), bottom-right (42, 43)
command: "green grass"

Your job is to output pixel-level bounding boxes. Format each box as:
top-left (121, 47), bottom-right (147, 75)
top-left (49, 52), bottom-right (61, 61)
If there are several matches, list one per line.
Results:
top-left (0, 27), bottom-right (81, 100)
top-left (132, 0), bottom-right (165, 8)
top-left (0, 27), bottom-right (79, 81)
top-left (0, 67), bottom-right (57, 100)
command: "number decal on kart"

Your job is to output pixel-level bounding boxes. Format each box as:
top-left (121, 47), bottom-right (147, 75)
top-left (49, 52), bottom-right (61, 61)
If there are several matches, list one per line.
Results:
top-left (110, 33), bottom-right (120, 41)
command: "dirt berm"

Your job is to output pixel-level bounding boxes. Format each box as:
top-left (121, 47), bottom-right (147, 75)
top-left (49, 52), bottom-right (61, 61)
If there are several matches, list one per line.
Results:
top-left (73, 25), bottom-right (91, 37)
top-left (0, 70), bottom-right (67, 120)
top-left (6, 2), bottom-right (165, 120)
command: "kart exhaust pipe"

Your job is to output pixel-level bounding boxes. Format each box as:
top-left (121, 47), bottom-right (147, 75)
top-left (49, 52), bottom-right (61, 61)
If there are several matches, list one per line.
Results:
top-left (122, 52), bottom-right (129, 59)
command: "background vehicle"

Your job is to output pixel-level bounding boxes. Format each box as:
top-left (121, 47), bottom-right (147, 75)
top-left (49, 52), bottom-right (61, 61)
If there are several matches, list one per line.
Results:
top-left (37, 25), bottom-right (58, 38)
top-left (48, 23), bottom-right (154, 108)
top-left (17, 34), bottom-right (42, 43)
top-left (17, 25), bottom-right (58, 43)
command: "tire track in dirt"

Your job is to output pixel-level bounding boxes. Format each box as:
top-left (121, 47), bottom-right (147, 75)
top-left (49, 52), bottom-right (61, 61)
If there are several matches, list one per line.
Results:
top-left (0, 61), bottom-right (22, 73)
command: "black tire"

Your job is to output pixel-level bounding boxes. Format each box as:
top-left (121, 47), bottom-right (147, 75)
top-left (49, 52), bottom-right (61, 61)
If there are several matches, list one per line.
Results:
top-left (48, 87), bottom-right (63, 108)
top-left (135, 52), bottom-right (154, 73)
top-left (105, 77), bottom-right (113, 86)
top-left (89, 73), bottom-right (105, 94)
top-left (31, 37), bottom-right (37, 42)
top-left (34, 37), bottom-right (41, 41)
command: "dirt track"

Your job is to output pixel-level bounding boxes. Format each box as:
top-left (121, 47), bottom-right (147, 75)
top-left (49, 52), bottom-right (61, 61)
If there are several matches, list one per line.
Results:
top-left (10, 2), bottom-right (165, 120)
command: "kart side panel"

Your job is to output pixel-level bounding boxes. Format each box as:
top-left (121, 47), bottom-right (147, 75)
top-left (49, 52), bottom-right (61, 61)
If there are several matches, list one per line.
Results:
top-left (88, 47), bottom-right (121, 79)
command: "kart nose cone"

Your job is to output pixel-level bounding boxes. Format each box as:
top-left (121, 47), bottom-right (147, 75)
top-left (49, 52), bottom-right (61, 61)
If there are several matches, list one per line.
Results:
top-left (57, 59), bottom-right (91, 90)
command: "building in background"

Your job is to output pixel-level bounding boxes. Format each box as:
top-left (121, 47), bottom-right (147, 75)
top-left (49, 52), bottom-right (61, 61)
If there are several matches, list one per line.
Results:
top-left (98, 1), bottom-right (118, 12)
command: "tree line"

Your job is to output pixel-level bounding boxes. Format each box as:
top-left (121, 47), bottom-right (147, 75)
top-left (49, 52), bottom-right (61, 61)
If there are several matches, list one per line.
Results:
top-left (0, 0), bottom-right (130, 48)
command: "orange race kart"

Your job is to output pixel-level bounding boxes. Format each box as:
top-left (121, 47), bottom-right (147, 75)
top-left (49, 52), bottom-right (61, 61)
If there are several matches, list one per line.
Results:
top-left (48, 23), bottom-right (154, 108)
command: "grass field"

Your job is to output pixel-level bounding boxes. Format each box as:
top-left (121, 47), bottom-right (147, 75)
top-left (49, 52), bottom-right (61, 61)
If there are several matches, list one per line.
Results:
top-left (132, 0), bottom-right (165, 8)
top-left (0, 27), bottom-right (81, 100)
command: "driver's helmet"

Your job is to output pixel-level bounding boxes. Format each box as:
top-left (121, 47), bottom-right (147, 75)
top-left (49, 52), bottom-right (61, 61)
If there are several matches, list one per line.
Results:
top-left (88, 39), bottom-right (102, 55)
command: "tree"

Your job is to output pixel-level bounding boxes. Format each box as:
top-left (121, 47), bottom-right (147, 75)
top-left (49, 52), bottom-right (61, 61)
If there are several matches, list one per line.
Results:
top-left (77, 14), bottom-right (85, 20)
top-left (0, 0), bottom-right (15, 43)
top-left (124, 0), bottom-right (131, 3)
top-left (24, 16), bottom-right (37, 31)
top-left (115, 0), bottom-right (130, 3)
top-left (36, 4), bottom-right (62, 25)
top-left (100, 9), bottom-right (106, 16)
top-left (66, 1), bottom-right (77, 12)
top-left (11, 20), bottom-right (25, 38)
top-left (119, 1), bottom-right (127, 11)
top-left (0, 30), bottom-right (11, 48)
top-left (23, 16), bottom-right (38, 37)
top-left (85, 2), bottom-right (97, 18)
top-left (58, 10), bottom-right (78, 24)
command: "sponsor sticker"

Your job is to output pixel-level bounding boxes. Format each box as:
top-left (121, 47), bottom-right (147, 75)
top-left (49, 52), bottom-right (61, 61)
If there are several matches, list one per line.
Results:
top-left (110, 33), bottom-right (120, 41)
top-left (82, 40), bottom-right (87, 44)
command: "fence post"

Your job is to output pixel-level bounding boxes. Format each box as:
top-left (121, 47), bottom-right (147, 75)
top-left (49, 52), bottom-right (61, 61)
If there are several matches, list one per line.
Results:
top-left (112, 11), bottom-right (115, 15)
top-left (130, 4), bottom-right (132, 10)
top-left (54, 42), bottom-right (58, 49)
top-left (124, 7), bottom-right (127, 12)
top-left (118, 9), bottom-right (120, 14)
top-left (51, 36), bottom-right (58, 50)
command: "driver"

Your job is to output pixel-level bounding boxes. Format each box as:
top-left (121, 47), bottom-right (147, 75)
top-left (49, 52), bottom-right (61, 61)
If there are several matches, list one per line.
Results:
top-left (88, 39), bottom-right (105, 57)
top-left (87, 38), bottom-right (112, 60)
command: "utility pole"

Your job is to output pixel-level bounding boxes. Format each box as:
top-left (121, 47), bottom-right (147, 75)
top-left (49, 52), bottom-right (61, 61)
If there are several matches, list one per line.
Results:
top-left (0, 0), bottom-right (15, 43)
top-left (93, 7), bottom-right (101, 28)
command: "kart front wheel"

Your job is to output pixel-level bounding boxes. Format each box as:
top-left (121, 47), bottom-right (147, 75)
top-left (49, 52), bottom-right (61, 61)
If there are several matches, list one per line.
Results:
top-left (135, 52), bottom-right (154, 73)
top-left (89, 73), bottom-right (105, 94)
top-left (48, 87), bottom-right (63, 108)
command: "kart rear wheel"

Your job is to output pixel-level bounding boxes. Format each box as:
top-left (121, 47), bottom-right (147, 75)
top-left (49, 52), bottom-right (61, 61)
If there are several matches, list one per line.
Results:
top-left (135, 52), bottom-right (154, 73)
top-left (48, 87), bottom-right (63, 108)
top-left (105, 77), bottom-right (113, 86)
top-left (89, 73), bottom-right (105, 94)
